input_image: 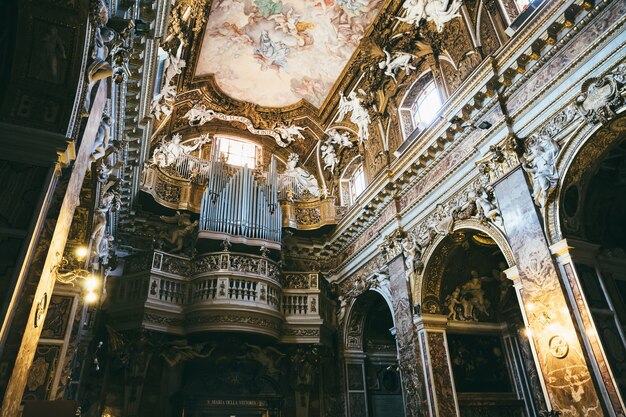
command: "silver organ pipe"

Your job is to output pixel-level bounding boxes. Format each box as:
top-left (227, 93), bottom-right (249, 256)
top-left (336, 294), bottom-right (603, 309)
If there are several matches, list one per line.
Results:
top-left (199, 154), bottom-right (282, 246)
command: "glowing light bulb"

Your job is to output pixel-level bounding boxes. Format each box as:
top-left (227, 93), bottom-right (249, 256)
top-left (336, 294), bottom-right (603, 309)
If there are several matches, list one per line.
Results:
top-left (85, 291), bottom-right (98, 304)
top-left (75, 246), bottom-right (89, 261)
top-left (84, 276), bottom-right (99, 291)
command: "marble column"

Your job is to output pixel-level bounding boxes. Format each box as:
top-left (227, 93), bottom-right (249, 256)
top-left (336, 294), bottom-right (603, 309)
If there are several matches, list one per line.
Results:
top-left (551, 239), bottom-right (626, 415)
top-left (388, 254), bottom-right (427, 417)
top-left (1, 81), bottom-right (108, 417)
top-left (414, 315), bottom-right (459, 417)
top-left (493, 167), bottom-right (603, 416)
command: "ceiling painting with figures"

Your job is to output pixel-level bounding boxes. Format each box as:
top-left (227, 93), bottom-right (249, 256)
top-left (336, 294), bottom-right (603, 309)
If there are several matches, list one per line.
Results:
top-left (195, 0), bottom-right (384, 108)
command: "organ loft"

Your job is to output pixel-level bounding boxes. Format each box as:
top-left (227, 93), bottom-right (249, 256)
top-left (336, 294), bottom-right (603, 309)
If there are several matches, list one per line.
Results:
top-left (0, 0), bottom-right (625, 416)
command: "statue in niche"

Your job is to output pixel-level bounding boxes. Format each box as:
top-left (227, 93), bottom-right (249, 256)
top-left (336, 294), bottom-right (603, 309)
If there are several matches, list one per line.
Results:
top-left (280, 153), bottom-right (320, 197)
top-left (326, 128), bottom-right (353, 148)
top-left (378, 48), bottom-right (416, 82)
top-left (445, 271), bottom-right (491, 321)
top-left (158, 211), bottom-right (198, 254)
top-left (320, 140), bottom-right (339, 174)
top-left (238, 344), bottom-right (285, 377)
top-left (161, 340), bottom-right (215, 367)
top-left (337, 91), bottom-right (371, 144)
top-left (521, 133), bottom-right (559, 207)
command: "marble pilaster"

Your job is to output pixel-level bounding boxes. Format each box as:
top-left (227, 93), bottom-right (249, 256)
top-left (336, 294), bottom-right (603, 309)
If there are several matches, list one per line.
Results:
top-left (388, 254), bottom-right (427, 417)
top-left (493, 167), bottom-right (603, 416)
top-left (551, 239), bottom-right (626, 416)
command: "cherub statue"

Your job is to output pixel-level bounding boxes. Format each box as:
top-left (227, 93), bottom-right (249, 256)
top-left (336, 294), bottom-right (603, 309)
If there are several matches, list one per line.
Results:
top-left (445, 287), bottom-right (462, 320)
top-left (337, 91), bottom-right (371, 144)
top-left (320, 141), bottom-right (339, 174)
top-left (275, 123), bottom-right (306, 144)
top-left (474, 186), bottom-right (503, 227)
top-left (397, 0), bottom-right (426, 25)
top-left (378, 48), bottom-right (416, 82)
top-left (424, 0), bottom-right (462, 32)
top-left (326, 128), bottom-right (353, 148)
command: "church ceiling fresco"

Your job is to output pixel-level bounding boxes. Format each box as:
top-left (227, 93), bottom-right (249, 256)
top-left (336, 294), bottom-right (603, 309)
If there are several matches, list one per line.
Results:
top-left (194, 0), bottom-right (384, 108)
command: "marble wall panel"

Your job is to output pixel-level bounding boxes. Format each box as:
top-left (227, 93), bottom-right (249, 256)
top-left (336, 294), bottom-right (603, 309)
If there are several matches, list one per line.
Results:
top-left (494, 168), bottom-right (602, 416)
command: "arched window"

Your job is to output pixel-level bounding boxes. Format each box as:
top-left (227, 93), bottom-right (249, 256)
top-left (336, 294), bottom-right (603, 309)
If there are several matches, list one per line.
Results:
top-left (409, 80), bottom-right (442, 130)
top-left (349, 164), bottom-right (366, 204)
top-left (215, 136), bottom-right (259, 168)
top-left (340, 157), bottom-right (366, 207)
top-left (397, 72), bottom-right (444, 143)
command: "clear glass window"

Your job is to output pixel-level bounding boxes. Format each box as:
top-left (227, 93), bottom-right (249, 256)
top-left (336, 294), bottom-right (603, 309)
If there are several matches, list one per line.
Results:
top-left (217, 137), bottom-right (258, 168)
top-left (410, 81), bottom-right (442, 129)
top-left (153, 48), bottom-right (169, 97)
top-left (514, 0), bottom-right (530, 13)
top-left (349, 165), bottom-right (366, 204)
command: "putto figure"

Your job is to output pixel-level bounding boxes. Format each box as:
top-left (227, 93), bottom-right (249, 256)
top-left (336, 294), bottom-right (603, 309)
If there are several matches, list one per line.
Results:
top-left (378, 48), bottom-right (416, 82)
top-left (397, 0), bottom-right (462, 32)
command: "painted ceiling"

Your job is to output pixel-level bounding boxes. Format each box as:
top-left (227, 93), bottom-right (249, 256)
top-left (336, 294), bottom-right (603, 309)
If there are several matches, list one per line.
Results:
top-left (195, 0), bottom-right (384, 108)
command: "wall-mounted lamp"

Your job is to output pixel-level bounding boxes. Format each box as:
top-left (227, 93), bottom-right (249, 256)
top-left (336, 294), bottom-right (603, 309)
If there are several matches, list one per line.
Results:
top-left (52, 246), bottom-right (100, 304)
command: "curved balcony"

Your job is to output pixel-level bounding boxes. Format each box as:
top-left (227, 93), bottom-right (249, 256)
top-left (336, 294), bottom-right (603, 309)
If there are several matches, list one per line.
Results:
top-left (108, 250), bottom-right (283, 339)
top-left (108, 252), bottom-right (335, 343)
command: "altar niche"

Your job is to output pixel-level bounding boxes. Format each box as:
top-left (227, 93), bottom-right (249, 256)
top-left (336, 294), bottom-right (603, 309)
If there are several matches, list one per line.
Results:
top-left (554, 123), bottom-right (626, 414)
top-left (416, 228), bottom-right (543, 417)
top-left (344, 290), bottom-right (405, 417)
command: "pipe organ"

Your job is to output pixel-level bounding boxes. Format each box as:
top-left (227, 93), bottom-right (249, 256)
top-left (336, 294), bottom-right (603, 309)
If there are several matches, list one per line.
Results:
top-left (199, 151), bottom-right (282, 249)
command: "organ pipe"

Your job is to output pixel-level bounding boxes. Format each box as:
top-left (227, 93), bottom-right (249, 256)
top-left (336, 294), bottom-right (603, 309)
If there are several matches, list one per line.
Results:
top-left (199, 154), bottom-right (282, 246)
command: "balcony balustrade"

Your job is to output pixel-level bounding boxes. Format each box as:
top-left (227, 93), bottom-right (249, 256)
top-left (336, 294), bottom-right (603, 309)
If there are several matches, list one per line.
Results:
top-left (108, 251), bottom-right (334, 343)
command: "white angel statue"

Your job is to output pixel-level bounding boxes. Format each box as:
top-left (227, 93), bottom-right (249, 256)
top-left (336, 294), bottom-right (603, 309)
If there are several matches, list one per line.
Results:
top-left (378, 48), bottom-right (416, 82)
top-left (280, 153), bottom-right (320, 197)
top-left (326, 128), bottom-right (353, 148)
top-left (163, 40), bottom-right (186, 87)
top-left (320, 141), bottom-right (339, 174)
top-left (275, 123), bottom-right (306, 144)
top-left (425, 0), bottom-right (462, 32)
top-left (337, 91), bottom-right (371, 144)
top-left (397, 0), bottom-right (461, 33)
top-left (397, 0), bottom-right (426, 25)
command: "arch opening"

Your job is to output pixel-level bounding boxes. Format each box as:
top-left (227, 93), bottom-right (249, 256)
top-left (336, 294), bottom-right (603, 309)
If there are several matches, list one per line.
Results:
top-left (419, 229), bottom-right (543, 416)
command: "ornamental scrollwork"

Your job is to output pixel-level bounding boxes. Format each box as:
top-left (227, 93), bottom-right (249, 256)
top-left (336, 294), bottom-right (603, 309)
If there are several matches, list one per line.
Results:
top-left (575, 63), bottom-right (626, 125)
